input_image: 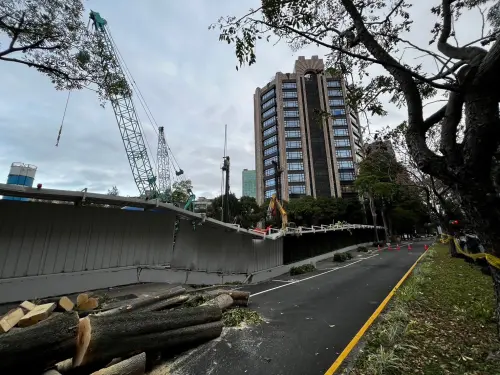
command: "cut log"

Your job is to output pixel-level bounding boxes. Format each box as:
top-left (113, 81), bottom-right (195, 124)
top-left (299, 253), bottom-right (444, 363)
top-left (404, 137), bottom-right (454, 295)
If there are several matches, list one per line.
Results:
top-left (77, 297), bottom-right (99, 311)
top-left (74, 306), bottom-right (222, 366)
top-left (232, 299), bottom-right (249, 307)
top-left (98, 286), bottom-right (186, 316)
top-left (59, 296), bottom-right (75, 312)
top-left (18, 302), bottom-right (56, 327)
top-left (90, 352), bottom-right (146, 375)
top-left (201, 294), bottom-right (234, 310)
top-left (55, 358), bottom-right (73, 373)
top-left (0, 308), bottom-right (25, 333)
top-left (43, 370), bottom-right (62, 375)
top-left (76, 293), bottom-right (89, 308)
top-left (20, 300), bottom-right (37, 312)
top-left (206, 289), bottom-right (250, 301)
top-left (135, 295), bottom-right (189, 313)
top-left (0, 312), bottom-right (79, 373)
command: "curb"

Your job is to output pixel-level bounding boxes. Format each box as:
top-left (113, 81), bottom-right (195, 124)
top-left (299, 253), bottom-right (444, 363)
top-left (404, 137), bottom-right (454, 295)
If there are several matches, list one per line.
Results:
top-left (324, 243), bottom-right (432, 374)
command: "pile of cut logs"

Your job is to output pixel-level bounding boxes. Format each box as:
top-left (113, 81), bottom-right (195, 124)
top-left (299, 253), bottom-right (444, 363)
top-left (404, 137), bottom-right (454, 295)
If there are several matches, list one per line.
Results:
top-left (0, 286), bottom-right (250, 374)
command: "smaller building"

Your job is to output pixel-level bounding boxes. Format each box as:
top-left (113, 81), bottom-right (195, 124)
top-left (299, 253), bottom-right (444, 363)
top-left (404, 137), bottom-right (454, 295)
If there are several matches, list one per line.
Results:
top-left (242, 169), bottom-right (257, 198)
top-left (193, 197), bottom-right (212, 214)
top-left (3, 162), bottom-right (37, 202)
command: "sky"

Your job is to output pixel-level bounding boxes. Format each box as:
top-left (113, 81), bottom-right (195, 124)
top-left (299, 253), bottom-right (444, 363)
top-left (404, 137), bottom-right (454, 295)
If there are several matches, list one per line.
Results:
top-left (0, 1), bottom-right (486, 198)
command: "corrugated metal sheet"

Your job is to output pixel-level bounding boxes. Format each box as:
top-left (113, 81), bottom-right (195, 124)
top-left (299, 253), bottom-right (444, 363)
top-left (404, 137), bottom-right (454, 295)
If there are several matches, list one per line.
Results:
top-left (249, 237), bottom-right (283, 273)
top-left (0, 201), bottom-right (176, 279)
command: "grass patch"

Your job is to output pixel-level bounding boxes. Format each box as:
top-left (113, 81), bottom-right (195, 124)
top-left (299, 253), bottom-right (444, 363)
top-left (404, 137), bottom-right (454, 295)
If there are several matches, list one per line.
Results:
top-left (349, 243), bottom-right (500, 375)
top-left (290, 263), bottom-right (316, 276)
top-left (222, 307), bottom-right (263, 327)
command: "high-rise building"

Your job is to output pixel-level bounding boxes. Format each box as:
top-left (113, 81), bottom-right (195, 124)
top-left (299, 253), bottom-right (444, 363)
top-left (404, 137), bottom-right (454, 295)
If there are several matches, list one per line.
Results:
top-left (242, 169), bottom-right (257, 198)
top-left (254, 56), bottom-right (363, 204)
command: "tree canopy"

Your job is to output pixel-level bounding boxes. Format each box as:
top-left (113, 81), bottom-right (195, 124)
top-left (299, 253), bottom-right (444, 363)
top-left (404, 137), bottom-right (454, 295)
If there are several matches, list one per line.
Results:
top-left (212, 0), bottom-right (500, 254)
top-left (171, 179), bottom-right (193, 205)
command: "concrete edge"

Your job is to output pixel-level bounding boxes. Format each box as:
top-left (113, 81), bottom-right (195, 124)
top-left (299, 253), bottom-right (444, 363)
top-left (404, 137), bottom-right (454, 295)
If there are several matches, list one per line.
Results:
top-left (248, 242), bottom-right (372, 284)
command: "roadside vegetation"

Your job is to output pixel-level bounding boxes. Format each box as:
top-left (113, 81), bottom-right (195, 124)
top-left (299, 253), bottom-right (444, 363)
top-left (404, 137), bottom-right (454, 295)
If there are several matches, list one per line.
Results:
top-left (290, 263), bottom-right (316, 275)
top-left (348, 243), bottom-right (500, 375)
top-left (334, 252), bottom-right (354, 262)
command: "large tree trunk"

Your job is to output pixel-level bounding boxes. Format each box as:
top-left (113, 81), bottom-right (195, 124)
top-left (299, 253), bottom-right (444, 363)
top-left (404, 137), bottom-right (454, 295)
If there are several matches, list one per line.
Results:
top-left (0, 312), bottom-right (79, 373)
top-left (74, 306), bottom-right (222, 367)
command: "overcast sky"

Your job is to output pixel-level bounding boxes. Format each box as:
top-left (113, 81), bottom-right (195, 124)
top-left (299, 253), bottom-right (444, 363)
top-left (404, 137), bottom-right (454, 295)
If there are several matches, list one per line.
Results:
top-left (0, 1), bottom-right (485, 198)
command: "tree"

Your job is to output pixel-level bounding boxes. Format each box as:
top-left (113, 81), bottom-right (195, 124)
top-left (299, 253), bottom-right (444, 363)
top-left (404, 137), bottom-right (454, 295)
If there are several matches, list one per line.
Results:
top-left (0, 1), bottom-right (108, 95)
top-left (213, 0), bottom-right (500, 334)
top-left (107, 186), bottom-right (119, 196)
top-left (171, 180), bottom-right (193, 205)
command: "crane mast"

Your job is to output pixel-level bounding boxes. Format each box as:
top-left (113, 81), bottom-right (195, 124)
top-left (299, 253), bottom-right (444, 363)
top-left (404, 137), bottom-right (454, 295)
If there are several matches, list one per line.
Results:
top-left (89, 11), bottom-right (158, 198)
top-left (157, 126), bottom-right (171, 199)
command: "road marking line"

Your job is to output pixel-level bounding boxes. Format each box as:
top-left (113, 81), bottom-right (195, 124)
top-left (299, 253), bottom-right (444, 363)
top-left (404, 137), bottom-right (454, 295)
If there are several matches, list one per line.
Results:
top-left (324, 247), bottom-right (429, 375)
top-left (250, 253), bottom-right (379, 298)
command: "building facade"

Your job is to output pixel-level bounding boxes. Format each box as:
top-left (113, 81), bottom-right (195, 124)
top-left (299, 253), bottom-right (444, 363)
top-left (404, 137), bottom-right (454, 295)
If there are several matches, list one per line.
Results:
top-left (254, 56), bottom-right (363, 204)
top-left (242, 169), bottom-right (257, 198)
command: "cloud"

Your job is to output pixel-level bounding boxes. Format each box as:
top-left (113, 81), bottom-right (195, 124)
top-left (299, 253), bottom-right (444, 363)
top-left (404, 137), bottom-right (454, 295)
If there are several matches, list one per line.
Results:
top-left (0, 1), bottom-right (485, 198)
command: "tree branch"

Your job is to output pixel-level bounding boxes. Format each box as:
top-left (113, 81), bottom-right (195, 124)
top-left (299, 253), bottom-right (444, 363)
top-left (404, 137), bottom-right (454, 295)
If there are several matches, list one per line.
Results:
top-left (0, 55), bottom-right (84, 81)
top-left (439, 90), bottom-right (463, 159)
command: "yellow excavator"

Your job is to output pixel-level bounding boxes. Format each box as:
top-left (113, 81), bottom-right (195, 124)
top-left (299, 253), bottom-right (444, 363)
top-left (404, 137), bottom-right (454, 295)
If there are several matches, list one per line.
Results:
top-left (267, 193), bottom-right (289, 231)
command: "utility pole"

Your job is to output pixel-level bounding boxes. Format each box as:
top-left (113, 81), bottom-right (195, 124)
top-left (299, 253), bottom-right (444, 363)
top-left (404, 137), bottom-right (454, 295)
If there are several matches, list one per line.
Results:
top-left (222, 155), bottom-right (230, 223)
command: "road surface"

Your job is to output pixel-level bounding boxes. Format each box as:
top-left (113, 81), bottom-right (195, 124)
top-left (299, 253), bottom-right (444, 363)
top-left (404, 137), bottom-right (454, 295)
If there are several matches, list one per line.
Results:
top-left (165, 242), bottom-right (430, 375)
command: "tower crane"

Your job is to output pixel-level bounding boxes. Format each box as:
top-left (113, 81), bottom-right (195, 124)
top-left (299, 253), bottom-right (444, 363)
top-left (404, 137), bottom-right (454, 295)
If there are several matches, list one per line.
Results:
top-left (89, 11), bottom-right (158, 199)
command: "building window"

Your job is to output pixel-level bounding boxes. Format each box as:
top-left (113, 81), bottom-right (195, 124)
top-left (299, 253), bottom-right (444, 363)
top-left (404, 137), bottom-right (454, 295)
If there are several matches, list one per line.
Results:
top-left (333, 118), bottom-right (348, 126)
top-left (283, 100), bottom-right (298, 108)
top-left (341, 185), bottom-right (356, 193)
top-left (331, 108), bottom-right (346, 116)
top-left (285, 130), bottom-right (301, 138)
top-left (265, 189), bottom-right (276, 199)
top-left (334, 128), bottom-right (349, 136)
top-left (263, 116), bottom-right (277, 128)
top-left (288, 173), bottom-right (305, 182)
top-left (262, 106), bottom-right (276, 119)
top-left (327, 80), bottom-right (341, 87)
top-left (283, 91), bottom-right (298, 98)
top-left (263, 125), bottom-right (277, 138)
top-left (264, 145), bottom-right (278, 156)
top-left (261, 89), bottom-right (275, 101)
top-left (330, 99), bottom-right (345, 106)
top-left (265, 179), bottom-right (276, 187)
top-left (334, 139), bottom-right (351, 147)
top-left (338, 160), bottom-right (355, 169)
top-left (264, 156), bottom-right (278, 166)
top-left (339, 171), bottom-right (356, 181)
top-left (263, 135), bottom-right (278, 147)
top-left (282, 82), bottom-right (297, 89)
top-left (284, 110), bottom-right (299, 117)
top-left (287, 162), bottom-right (304, 171)
top-left (328, 89), bottom-right (343, 97)
top-left (286, 151), bottom-right (303, 159)
top-left (289, 185), bottom-right (306, 194)
top-left (286, 140), bottom-right (302, 149)
top-left (336, 149), bottom-right (352, 158)
top-left (262, 97), bottom-right (276, 110)
top-left (265, 168), bottom-right (275, 177)
top-left (284, 119), bottom-right (300, 128)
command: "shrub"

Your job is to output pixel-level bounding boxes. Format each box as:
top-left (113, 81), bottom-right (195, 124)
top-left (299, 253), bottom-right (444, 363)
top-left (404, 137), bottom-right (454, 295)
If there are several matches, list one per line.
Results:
top-left (290, 263), bottom-right (316, 275)
top-left (333, 252), bottom-right (349, 262)
top-left (357, 246), bottom-right (368, 252)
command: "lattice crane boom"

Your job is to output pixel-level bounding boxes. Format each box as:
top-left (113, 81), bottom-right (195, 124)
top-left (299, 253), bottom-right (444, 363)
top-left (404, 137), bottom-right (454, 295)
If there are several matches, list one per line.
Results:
top-left (157, 126), bottom-right (171, 197)
top-left (89, 11), bottom-right (158, 198)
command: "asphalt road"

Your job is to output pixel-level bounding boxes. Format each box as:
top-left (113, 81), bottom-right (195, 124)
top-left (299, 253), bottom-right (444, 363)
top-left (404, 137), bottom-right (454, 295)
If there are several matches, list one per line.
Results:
top-left (165, 242), bottom-right (430, 375)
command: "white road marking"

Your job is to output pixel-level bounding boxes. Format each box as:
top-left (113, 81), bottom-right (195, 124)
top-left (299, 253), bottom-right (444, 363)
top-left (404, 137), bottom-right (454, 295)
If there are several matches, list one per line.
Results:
top-left (251, 253), bottom-right (380, 298)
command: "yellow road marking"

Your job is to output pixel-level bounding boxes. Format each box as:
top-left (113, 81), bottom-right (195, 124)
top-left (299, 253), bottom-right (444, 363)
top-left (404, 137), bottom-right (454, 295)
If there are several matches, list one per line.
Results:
top-left (324, 248), bottom-right (430, 374)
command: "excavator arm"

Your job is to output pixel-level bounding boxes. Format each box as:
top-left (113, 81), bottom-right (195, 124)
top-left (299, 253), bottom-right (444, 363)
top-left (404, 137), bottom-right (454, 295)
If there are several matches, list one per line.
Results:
top-left (268, 194), bottom-right (288, 230)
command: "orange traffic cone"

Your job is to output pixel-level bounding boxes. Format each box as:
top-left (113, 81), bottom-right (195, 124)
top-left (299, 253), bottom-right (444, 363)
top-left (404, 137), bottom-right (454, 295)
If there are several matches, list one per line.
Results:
top-left (388, 243), bottom-right (392, 251)
top-left (424, 244), bottom-right (429, 251)
top-left (378, 245), bottom-right (381, 251)
top-left (408, 243), bottom-right (412, 251)
top-left (397, 244), bottom-right (400, 251)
